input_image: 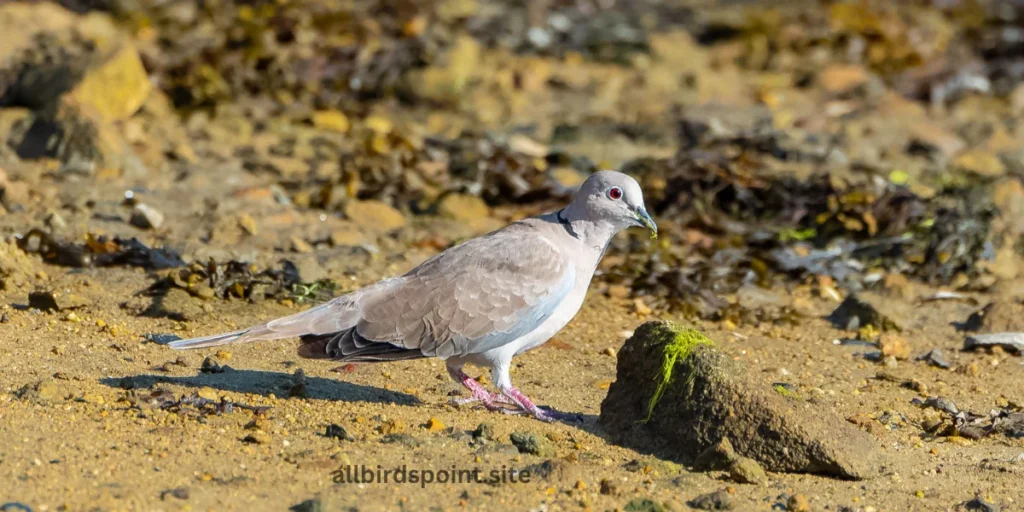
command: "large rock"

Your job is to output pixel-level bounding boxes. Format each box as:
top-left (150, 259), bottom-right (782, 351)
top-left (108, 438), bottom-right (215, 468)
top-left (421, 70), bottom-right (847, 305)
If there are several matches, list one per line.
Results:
top-left (600, 321), bottom-right (882, 480)
top-left (0, 3), bottom-right (80, 106)
top-left (69, 44), bottom-right (151, 122)
top-left (0, 3), bottom-right (153, 174)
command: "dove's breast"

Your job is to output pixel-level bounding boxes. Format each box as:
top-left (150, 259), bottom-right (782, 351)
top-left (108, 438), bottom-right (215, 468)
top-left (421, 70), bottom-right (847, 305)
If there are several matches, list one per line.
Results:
top-left (505, 235), bottom-right (604, 356)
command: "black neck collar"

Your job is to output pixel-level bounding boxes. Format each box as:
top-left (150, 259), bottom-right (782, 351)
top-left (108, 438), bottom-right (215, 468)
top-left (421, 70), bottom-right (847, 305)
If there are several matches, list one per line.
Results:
top-left (557, 209), bottom-right (579, 239)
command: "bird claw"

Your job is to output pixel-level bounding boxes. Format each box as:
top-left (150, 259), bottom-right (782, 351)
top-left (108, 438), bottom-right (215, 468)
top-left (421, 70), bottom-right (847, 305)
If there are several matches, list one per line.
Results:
top-left (450, 391), bottom-right (512, 411)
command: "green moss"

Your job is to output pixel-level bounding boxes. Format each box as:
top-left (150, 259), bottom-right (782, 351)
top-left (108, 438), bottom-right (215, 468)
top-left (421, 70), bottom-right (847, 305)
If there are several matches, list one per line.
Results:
top-left (642, 324), bottom-right (715, 423)
top-left (773, 383), bottom-right (801, 399)
top-left (778, 227), bottom-right (816, 242)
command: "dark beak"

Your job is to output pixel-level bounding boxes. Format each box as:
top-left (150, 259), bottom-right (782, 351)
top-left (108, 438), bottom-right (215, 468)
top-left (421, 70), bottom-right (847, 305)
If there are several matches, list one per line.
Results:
top-left (633, 207), bottom-right (658, 238)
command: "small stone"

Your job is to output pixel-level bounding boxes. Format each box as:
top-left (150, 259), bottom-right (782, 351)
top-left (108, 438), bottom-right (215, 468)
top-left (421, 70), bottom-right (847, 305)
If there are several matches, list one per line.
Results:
top-left (694, 437), bottom-right (738, 471)
top-left (238, 213), bottom-right (258, 235)
top-left (160, 487), bottom-right (190, 501)
top-left (289, 498), bottom-right (323, 512)
top-left (954, 149), bottom-right (1006, 178)
top-left (599, 478), bottom-right (618, 495)
top-left (879, 334), bottom-right (911, 360)
top-left (325, 424), bottom-right (355, 441)
top-left (200, 357), bottom-right (227, 374)
top-left (344, 200), bottom-right (405, 233)
top-left (819, 64), bottom-right (871, 94)
top-left (291, 237), bottom-right (314, 253)
top-left (607, 285), bottom-right (631, 299)
top-left (130, 204), bottom-right (165, 229)
top-left (601, 347), bottom-right (617, 357)
top-left (472, 423), bottom-right (494, 440)
top-left (728, 457), bottom-right (767, 485)
top-left (242, 432), bottom-right (270, 444)
top-left (632, 297), bottom-right (652, 316)
top-left (438, 193), bottom-right (489, 221)
top-left (688, 490), bottom-right (733, 510)
top-left (288, 369), bottom-right (309, 398)
top-left (905, 379), bottom-right (928, 394)
top-left (787, 494), bottom-right (810, 512)
top-left (45, 211), bottom-right (67, 231)
top-left (311, 110), bottom-right (350, 133)
top-left (214, 350), bottom-right (231, 361)
top-left (423, 417), bottom-right (446, 432)
top-left (916, 349), bottom-right (951, 369)
top-left (964, 333), bottom-right (1024, 354)
top-left (330, 229), bottom-right (367, 247)
top-left (29, 291), bottom-right (87, 311)
top-left (510, 432), bottom-right (555, 457)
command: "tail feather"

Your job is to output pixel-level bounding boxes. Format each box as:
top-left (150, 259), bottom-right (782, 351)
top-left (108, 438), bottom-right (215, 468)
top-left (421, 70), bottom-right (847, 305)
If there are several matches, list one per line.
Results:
top-left (168, 296), bottom-right (358, 351)
top-left (167, 324), bottom-right (279, 350)
top-left (167, 329), bottom-right (249, 350)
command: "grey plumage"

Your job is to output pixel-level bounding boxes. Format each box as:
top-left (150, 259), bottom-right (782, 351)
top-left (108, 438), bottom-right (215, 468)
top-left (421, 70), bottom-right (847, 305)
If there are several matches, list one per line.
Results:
top-left (168, 170), bottom-right (657, 421)
top-left (170, 219), bottom-right (574, 360)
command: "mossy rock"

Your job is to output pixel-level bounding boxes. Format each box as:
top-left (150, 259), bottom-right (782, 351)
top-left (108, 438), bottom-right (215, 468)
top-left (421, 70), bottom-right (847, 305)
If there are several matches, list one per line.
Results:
top-left (599, 321), bottom-right (882, 480)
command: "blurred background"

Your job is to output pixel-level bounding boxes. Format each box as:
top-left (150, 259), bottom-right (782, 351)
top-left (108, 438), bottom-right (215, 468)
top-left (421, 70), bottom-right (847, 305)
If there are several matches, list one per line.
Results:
top-left (2, 0), bottom-right (1024, 316)
top-left (3, 3), bottom-right (1024, 510)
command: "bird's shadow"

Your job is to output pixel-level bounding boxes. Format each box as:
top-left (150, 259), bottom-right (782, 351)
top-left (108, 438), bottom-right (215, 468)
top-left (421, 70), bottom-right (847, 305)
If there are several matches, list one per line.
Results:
top-left (99, 369), bottom-right (420, 406)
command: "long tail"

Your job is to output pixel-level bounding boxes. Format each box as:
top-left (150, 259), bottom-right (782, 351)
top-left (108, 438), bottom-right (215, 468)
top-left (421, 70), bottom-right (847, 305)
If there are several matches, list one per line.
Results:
top-left (167, 325), bottom-right (277, 350)
top-left (167, 299), bottom-right (348, 350)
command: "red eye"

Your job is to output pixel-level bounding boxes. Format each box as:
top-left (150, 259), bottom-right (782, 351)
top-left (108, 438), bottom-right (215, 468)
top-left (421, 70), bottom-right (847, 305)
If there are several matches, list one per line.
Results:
top-left (608, 187), bottom-right (623, 200)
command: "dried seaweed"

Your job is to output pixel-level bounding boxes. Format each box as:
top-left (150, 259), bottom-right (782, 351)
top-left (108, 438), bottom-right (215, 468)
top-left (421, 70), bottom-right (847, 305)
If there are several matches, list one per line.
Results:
top-left (605, 131), bottom-right (996, 319)
top-left (914, 395), bottom-right (1024, 440)
top-left (15, 228), bottom-right (185, 269)
top-left (147, 258), bottom-right (337, 302)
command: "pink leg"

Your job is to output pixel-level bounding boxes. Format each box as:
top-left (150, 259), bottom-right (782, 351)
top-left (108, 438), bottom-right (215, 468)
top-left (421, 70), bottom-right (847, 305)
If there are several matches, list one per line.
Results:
top-left (447, 366), bottom-right (510, 410)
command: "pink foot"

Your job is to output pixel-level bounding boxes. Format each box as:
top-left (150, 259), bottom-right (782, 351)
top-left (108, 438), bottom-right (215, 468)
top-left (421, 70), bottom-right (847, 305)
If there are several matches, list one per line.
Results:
top-left (501, 386), bottom-right (583, 423)
top-left (449, 370), bottom-right (508, 411)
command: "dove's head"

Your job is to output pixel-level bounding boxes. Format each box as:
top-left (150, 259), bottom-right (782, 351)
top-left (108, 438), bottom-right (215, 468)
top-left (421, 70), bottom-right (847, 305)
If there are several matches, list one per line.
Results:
top-left (566, 170), bottom-right (657, 238)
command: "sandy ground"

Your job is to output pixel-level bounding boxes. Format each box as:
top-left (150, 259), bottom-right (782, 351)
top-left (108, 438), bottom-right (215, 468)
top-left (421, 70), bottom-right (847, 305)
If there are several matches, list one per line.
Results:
top-left (2, 228), bottom-right (1023, 511)
top-left (3, 1), bottom-right (1024, 510)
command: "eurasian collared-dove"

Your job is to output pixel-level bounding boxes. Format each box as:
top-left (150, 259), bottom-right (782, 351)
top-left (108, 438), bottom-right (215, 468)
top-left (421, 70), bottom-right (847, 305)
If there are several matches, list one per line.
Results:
top-left (169, 170), bottom-right (657, 421)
